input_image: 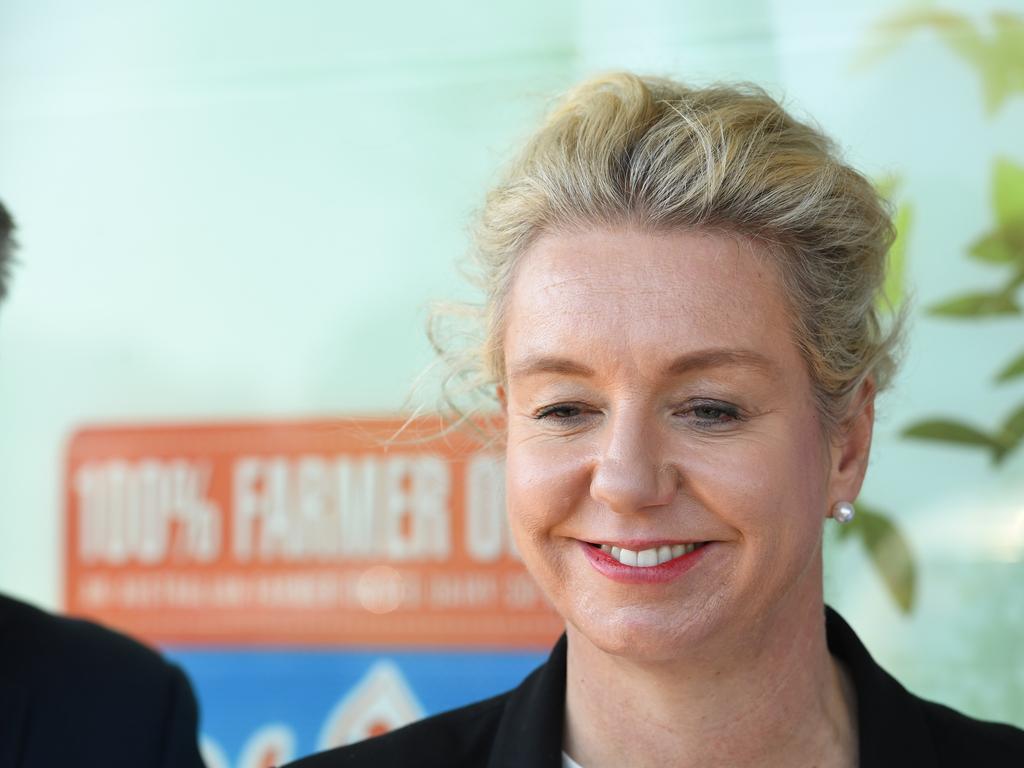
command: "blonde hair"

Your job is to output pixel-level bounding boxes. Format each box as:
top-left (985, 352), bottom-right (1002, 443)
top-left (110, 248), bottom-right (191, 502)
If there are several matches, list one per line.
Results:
top-left (433, 72), bottom-right (903, 435)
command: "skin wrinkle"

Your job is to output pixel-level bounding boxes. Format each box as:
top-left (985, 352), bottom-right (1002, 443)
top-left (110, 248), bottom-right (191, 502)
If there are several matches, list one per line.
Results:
top-left (503, 227), bottom-right (867, 768)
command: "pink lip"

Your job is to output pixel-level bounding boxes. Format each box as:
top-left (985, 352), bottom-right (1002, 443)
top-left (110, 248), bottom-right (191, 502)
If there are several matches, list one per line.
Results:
top-left (579, 540), bottom-right (711, 584)
top-left (587, 539), bottom-right (702, 549)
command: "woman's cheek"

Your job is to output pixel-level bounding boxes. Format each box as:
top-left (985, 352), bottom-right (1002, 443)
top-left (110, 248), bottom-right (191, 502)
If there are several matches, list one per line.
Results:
top-left (506, 440), bottom-right (591, 563)
top-left (508, 434), bottom-right (588, 502)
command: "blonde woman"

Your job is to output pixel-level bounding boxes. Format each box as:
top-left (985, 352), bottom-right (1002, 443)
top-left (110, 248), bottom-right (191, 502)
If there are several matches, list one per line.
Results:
top-left (286, 73), bottom-right (1024, 768)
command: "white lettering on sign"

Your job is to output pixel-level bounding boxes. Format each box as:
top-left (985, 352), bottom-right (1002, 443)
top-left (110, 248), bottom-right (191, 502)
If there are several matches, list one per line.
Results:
top-left (464, 454), bottom-right (516, 562)
top-left (75, 460), bottom-right (221, 564)
top-left (232, 454), bottom-right (452, 563)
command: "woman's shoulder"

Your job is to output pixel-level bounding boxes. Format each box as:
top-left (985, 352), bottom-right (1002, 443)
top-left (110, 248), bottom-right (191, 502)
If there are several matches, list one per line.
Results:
top-left (282, 691), bottom-right (511, 768)
top-left (825, 607), bottom-right (1024, 764)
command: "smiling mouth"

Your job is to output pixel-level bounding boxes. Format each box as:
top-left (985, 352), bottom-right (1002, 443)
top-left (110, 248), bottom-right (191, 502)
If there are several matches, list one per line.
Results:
top-left (592, 542), bottom-right (707, 567)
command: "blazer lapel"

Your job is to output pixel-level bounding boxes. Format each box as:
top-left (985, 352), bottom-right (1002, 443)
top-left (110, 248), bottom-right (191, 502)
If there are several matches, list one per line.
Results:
top-left (488, 634), bottom-right (568, 768)
top-left (826, 607), bottom-right (939, 767)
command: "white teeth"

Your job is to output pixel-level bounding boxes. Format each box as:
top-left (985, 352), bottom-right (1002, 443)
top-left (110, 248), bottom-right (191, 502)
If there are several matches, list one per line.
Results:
top-left (598, 542), bottom-right (703, 567)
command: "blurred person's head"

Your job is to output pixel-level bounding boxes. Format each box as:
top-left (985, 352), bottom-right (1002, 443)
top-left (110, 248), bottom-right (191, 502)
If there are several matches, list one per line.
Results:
top-left (0, 201), bottom-right (14, 304)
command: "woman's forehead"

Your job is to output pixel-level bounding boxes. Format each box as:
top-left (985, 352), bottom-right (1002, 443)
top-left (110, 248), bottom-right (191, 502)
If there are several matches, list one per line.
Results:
top-left (505, 227), bottom-right (793, 351)
top-left (500, 228), bottom-right (807, 391)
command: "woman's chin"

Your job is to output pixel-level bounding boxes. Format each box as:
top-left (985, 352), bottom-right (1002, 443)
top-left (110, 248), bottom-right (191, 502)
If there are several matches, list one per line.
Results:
top-left (566, 605), bottom-right (717, 663)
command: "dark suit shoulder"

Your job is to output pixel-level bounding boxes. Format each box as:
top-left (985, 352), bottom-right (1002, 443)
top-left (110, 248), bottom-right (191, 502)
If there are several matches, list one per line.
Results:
top-left (285, 691), bottom-right (510, 768)
top-left (0, 593), bottom-right (205, 768)
top-left (920, 698), bottom-right (1024, 767)
top-left (1, 593), bottom-right (172, 680)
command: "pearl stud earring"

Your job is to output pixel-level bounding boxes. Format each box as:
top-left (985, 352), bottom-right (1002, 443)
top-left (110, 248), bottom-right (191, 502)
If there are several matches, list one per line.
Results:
top-left (831, 501), bottom-right (855, 524)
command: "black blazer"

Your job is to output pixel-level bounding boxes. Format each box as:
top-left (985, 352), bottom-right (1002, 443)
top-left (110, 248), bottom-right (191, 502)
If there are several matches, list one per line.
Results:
top-left (0, 593), bottom-right (205, 768)
top-left (285, 607), bottom-right (1024, 767)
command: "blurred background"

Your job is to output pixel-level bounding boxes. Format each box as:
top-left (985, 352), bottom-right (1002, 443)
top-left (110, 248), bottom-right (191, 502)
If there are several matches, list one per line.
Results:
top-left (1, 0), bottom-right (1021, 765)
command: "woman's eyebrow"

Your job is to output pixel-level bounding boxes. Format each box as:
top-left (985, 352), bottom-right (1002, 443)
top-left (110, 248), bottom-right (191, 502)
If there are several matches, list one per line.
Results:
top-left (663, 349), bottom-right (782, 379)
top-left (507, 349), bottom-right (781, 380)
top-left (508, 356), bottom-right (595, 380)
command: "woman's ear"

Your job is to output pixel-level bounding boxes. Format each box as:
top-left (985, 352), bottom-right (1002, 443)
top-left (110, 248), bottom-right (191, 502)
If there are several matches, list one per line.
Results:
top-left (828, 378), bottom-right (876, 509)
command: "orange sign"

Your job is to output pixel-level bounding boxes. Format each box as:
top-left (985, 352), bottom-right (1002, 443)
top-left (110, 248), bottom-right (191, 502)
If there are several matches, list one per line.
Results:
top-left (64, 418), bottom-right (563, 647)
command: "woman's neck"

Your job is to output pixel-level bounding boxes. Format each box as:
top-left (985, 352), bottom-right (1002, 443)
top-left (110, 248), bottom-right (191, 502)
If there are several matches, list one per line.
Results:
top-left (562, 591), bottom-right (858, 768)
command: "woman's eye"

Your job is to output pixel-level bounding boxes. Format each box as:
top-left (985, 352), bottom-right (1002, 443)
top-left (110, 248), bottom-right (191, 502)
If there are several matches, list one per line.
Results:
top-left (534, 404), bottom-right (584, 421)
top-left (684, 402), bottom-right (741, 426)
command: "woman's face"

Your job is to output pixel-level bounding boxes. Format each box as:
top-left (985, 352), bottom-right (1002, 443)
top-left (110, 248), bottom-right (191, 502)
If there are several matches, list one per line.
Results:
top-left (501, 227), bottom-right (871, 661)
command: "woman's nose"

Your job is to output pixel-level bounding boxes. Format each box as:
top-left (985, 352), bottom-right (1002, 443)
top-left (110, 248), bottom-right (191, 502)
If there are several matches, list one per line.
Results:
top-left (589, 416), bottom-right (678, 514)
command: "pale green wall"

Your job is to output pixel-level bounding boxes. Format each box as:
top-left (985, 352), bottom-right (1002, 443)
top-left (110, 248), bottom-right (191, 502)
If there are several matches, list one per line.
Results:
top-left (1, 0), bottom-right (1021, 726)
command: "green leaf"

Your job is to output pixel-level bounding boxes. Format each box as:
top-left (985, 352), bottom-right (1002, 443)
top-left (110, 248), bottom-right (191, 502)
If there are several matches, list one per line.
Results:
top-left (852, 12), bottom-right (929, 71)
top-left (968, 228), bottom-right (1024, 266)
top-left (928, 290), bottom-right (1020, 317)
top-left (873, 173), bottom-right (911, 311)
top-left (903, 419), bottom-right (1003, 452)
top-left (994, 157), bottom-right (1024, 229)
top-left (883, 201), bottom-right (912, 310)
top-left (995, 349), bottom-right (1024, 383)
top-left (845, 504), bottom-right (916, 614)
top-left (983, 14), bottom-right (1024, 114)
top-left (854, 12), bottom-right (1024, 115)
top-left (935, 13), bottom-right (1024, 115)
top-left (998, 403), bottom-right (1024, 451)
